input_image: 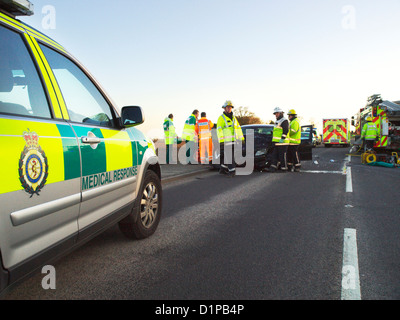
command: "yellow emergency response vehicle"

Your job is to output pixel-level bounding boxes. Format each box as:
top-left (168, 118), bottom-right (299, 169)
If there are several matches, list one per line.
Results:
top-left (0, 0), bottom-right (162, 293)
top-left (322, 118), bottom-right (350, 147)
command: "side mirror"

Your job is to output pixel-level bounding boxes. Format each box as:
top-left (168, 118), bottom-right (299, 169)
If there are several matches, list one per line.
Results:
top-left (120, 106), bottom-right (144, 127)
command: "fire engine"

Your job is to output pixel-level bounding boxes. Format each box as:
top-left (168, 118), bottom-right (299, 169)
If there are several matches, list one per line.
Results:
top-left (351, 97), bottom-right (400, 153)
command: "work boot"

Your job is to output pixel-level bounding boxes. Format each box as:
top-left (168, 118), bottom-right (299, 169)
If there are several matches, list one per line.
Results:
top-left (227, 171), bottom-right (236, 178)
top-left (294, 167), bottom-right (301, 172)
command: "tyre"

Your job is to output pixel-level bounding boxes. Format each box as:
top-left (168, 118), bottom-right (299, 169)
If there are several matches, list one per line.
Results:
top-left (119, 170), bottom-right (162, 239)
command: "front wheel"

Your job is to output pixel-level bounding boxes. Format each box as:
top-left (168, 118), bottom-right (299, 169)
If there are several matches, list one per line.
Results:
top-left (119, 170), bottom-right (162, 239)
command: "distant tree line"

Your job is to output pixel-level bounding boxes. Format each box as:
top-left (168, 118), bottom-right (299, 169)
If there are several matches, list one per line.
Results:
top-left (234, 106), bottom-right (266, 125)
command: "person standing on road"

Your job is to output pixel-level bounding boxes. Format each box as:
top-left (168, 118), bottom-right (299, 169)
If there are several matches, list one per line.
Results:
top-left (361, 116), bottom-right (379, 152)
top-left (163, 114), bottom-right (177, 164)
top-left (287, 109), bottom-right (301, 172)
top-left (197, 112), bottom-right (214, 164)
top-left (182, 109), bottom-right (199, 164)
top-left (267, 107), bottom-right (289, 173)
top-left (217, 100), bottom-right (244, 177)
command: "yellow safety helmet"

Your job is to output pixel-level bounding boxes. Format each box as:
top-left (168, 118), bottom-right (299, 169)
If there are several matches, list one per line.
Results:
top-left (222, 100), bottom-right (234, 108)
top-left (366, 116), bottom-right (372, 121)
top-left (287, 109), bottom-right (297, 115)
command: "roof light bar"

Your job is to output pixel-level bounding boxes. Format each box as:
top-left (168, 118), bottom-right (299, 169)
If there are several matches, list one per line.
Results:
top-left (0, 0), bottom-right (34, 16)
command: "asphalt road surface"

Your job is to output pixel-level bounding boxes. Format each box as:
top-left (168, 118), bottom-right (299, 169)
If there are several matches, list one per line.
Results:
top-left (3, 146), bottom-right (400, 300)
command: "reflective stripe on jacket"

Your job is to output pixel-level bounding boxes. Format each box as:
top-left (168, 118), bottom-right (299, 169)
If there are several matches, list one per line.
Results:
top-left (163, 117), bottom-right (176, 144)
top-left (217, 113), bottom-right (244, 145)
top-left (197, 118), bottom-right (213, 140)
top-left (272, 117), bottom-right (289, 145)
top-left (182, 114), bottom-right (197, 141)
top-left (288, 117), bottom-right (301, 145)
top-left (361, 122), bottom-right (379, 140)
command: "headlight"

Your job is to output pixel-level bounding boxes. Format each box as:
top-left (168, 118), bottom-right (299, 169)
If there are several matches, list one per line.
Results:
top-left (255, 149), bottom-right (267, 156)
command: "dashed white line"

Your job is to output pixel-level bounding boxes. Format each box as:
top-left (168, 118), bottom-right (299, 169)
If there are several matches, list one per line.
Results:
top-left (341, 228), bottom-right (361, 300)
top-left (346, 167), bottom-right (353, 193)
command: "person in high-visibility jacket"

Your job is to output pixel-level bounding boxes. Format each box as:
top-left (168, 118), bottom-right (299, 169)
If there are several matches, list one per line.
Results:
top-left (196, 112), bottom-right (214, 164)
top-left (361, 116), bottom-right (379, 151)
top-left (268, 107), bottom-right (289, 173)
top-left (182, 109), bottom-right (199, 164)
top-left (163, 114), bottom-right (177, 164)
top-left (286, 109), bottom-right (301, 172)
top-left (217, 100), bottom-right (244, 177)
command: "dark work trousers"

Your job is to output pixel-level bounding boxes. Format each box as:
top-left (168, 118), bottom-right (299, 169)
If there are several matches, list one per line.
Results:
top-left (165, 144), bottom-right (173, 164)
top-left (220, 142), bottom-right (236, 174)
top-left (364, 139), bottom-right (375, 152)
top-left (271, 144), bottom-right (288, 171)
top-left (287, 145), bottom-right (301, 170)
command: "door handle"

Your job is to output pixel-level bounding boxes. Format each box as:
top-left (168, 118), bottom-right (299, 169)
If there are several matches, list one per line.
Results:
top-left (82, 136), bottom-right (101, 144)
top-left (81, 131), bottom-right (101, 149)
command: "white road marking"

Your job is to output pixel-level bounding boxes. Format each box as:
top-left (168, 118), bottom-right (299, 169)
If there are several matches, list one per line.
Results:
top-left (346, 167), bottom-right (353, 193)
top-left (301, 170), bottom-right (343, 174)
top-left (341, 228), bottom-right (361, 300)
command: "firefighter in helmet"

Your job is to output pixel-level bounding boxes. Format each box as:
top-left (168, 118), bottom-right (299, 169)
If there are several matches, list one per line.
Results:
top-left (217, 100), bottom-right (244, 177)
top-left (287, 109), bottom-right (301, 172)
top-left (361, 116), bottom-right (379, 152)
top-left (267, 107), bottom-right (289, 172)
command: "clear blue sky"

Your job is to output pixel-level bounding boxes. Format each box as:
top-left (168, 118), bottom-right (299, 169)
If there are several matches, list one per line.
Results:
top-left (21, 0), bottom-right (400, 137)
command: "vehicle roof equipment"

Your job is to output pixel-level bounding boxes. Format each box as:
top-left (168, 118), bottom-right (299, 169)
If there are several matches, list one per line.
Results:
top-left (0, 0), bottom-right (34, 17)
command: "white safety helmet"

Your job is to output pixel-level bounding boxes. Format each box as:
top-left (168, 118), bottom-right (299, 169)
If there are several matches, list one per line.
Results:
top-left (222, 100), bottom-right (234, 108)
top-left (273, 107), bottom-right (283, 114)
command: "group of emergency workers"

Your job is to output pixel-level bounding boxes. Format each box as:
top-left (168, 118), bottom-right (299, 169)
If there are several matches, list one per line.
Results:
top-left (163, 100), bottom-right (303, 177)
top-left (266, 107), bottom-right (302, 173)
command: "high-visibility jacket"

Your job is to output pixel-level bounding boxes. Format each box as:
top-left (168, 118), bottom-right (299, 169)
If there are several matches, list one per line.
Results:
top-left (163, 117), bottom-right (176, 145)
top-left (272, 116), bottom-right (289, 145)
top-left (182, 114), bottom-right (198, 141)
top-left (288, 117), bottom-right (301, 145)
top-left (197, 117), bottom-right (213, 139)
top-left (217, 113), bottom-right (244, 145)
top-left (361, 121), bottom-right (379, 140)
top-left (197, 117), bottom-right (214, 163)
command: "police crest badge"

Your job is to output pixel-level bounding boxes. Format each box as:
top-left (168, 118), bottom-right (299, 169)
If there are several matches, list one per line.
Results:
top-left (18, 130), bottom-right (48, 197)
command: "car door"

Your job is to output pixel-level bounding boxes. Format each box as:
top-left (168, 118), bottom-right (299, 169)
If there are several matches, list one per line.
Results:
top-left (300, 125), bottom-right (313, 160)
top-left (38, 44), bottom-right (139, 240)
top-left (0, 23), bottom-right (80, 274)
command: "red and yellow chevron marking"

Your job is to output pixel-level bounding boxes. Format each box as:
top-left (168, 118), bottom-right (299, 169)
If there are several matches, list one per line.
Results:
top-left (323, 119), bottom-right (349, 144)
